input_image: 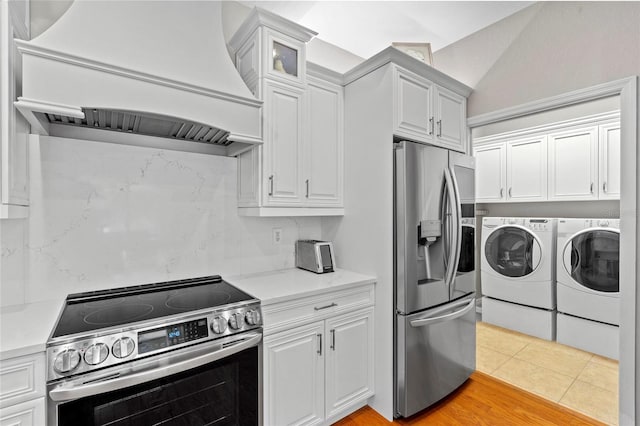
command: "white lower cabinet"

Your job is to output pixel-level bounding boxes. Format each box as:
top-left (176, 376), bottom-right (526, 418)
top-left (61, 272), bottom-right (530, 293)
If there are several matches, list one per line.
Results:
top-left (0, 353), bottom-right (46, 426)
top-left (264, 308), bottom-right (374, 426)
top-left (0, 397), bottom-right (45, 426)
top-left (262, 284), bottom-right (375, 426)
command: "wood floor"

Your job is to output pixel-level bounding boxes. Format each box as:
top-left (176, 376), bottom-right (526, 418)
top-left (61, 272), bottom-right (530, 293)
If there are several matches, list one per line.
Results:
top-left (332, 372), bottom-right (605, 426)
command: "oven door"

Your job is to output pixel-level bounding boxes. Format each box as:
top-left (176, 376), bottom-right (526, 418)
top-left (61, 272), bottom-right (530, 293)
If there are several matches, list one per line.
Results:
top-left (48, 331), bottom-right (262, 426)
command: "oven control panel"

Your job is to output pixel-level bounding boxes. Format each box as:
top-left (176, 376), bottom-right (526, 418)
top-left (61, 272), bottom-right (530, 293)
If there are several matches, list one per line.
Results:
top-left (138, 318), bottom-right (209, 354)
top-left (47, 303), bottom-right (263, 381)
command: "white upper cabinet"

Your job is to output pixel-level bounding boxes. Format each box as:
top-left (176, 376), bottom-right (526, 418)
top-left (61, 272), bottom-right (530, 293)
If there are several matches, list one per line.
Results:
top-left (229, 8), bottom-right (344, 216)
top-left (474, 136), bottom-right (547, 203)
top-left (263, 80), bottom-right (305, 206)
top-left (599, 121), bottom-right (621, 200)
top-left (305, 74), bottom-right (344, 206)
top-left (474, 143), bottom-right (506, 202)
top-left (473, 112), bottom-right (620, 203)
top-left (393, 66), bottom-right (467, 152)
top-left (435, 85), bottom-right (466, 150)
top-left (548, 126), bottom-right (598, 201)
top-left (507, 135), bottom-right (547, 202)
top-left (0, 0), bottom-right (30, 218)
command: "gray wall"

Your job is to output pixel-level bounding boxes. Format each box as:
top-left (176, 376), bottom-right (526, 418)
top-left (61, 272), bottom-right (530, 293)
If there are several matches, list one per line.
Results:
top-left (434, 2), bottom-right (640, 117)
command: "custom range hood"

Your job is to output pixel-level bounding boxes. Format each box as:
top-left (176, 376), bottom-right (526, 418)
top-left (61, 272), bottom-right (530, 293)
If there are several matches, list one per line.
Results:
top-left (15, 1), bottom-right (262, 156)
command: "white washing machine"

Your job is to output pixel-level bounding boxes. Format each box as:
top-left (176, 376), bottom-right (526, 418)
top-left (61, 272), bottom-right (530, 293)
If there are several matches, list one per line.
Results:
top-left (556, 218), bottom-right (620, 359)
top-left (481, 217), bottom-right (557, 340)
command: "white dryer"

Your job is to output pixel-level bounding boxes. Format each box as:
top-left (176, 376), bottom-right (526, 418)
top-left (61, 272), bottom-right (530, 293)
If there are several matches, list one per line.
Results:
top-left (480, 217), bottom-right (557, 340)
top-left (556, 218), bottom-right (620, 359)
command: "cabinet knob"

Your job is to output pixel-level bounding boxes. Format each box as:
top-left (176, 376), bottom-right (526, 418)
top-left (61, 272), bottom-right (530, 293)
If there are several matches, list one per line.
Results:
top-left (508, 187), bottom-right (512, 198)
top-left (500, 188), bottom-right (504, 198)
top-left (429, 117), bottom-right (434, 135)
top-left (590, 182), bottom-right (594, 194)
top-left (437, 120), bottom-right (442, 137)
top-left (268, 175), bottom-right (274, 196)
top-left (305, 179), bottom-right (309, 198)
top-left (603, 182), bottom-right (607, 193)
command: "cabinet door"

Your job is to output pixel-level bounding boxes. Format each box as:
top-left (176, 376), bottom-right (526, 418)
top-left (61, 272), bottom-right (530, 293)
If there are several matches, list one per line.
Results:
top-left (263, 80), bottom-right (305, 206)
top-left (393, 67), bottom-right (434, 143)
top-left (264, 323), bottom-right (325, 426)
top-left (548, 126), bottom-right (598, 201)
top-left (506, 136), bottom-right (547, 202)
top-left (305, 77), bottom-right (343, 206)
top-left (0, 398), bottom-right (45, 426)
top-left (1, 2), bottom-right (29, 217)
top-left (435, 86), bottom-right (466, 152)
top-left (474, 143), bottom-right (506, 202)
top-left (325, 308), bottom-right (374, 420)
top-left (599, 122), bottom-right (620, 200)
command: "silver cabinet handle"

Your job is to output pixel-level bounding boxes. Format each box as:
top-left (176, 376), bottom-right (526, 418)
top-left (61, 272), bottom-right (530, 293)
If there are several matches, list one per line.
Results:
top-left (590, 182), bottom-right (594, 194)
top-left (603, 182), bottom-right (607, 193)
top-left (314, 302), bottom-right (337, 311)
top-left (305, 179), bottom-right (309, 198)
top-left (508, 187), bottom-right (512, 198)
top-left (428, 117), bottom-right (434, 135)
top-left (500, 188), bottom-right (504, 198)
top-left (317, 333), bottom-right (322, 355)
top-left (330, 329), bottom-right (336, 350)
top-left (268, 175), bottom-right (274, 196)
top-left (49, 332), bottom-right (262, 402)
top-left (437, 120), bottom-right (442, 137)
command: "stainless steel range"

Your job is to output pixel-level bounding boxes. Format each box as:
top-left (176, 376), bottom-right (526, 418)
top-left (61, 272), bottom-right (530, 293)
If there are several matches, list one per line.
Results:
top-left (46, 275), bottom-right (263, 426)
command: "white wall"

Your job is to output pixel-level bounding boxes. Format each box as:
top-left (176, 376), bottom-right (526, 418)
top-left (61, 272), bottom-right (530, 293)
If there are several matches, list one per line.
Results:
top-left (434, 2), bottom-right (640, 117)
top-left (0, 136), bottom-right (321, 307)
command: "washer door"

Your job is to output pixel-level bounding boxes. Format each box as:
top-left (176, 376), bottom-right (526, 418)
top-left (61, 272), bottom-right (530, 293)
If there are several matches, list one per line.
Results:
top-left (563, 229), bottom-right (619, 293)
top-left (484, 226), bottom-right (541, 278)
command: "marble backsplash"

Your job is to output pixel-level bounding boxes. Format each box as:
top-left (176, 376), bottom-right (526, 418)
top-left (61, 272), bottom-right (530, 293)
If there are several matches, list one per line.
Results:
top-left (0, 135), bottom-right (322, 307)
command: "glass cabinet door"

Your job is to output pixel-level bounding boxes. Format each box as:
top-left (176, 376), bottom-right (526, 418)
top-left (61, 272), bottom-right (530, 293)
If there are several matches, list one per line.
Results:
top-left (485, 227), bottom-right (540, 277)
top-left (565, 230), bottom-right (619, 292)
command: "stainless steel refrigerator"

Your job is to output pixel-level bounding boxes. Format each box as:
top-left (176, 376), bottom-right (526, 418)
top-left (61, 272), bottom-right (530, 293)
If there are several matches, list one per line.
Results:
top-left (394, 140), bottom-right (476, 418)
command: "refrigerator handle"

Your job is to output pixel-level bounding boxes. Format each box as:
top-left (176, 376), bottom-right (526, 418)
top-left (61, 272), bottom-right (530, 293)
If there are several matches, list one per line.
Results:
top-left (448, 165), bottom-right (463, 298)
top-left (443, 168), bottom-right (460, 295)
top-left (410, 298), bottom-right (475, 328)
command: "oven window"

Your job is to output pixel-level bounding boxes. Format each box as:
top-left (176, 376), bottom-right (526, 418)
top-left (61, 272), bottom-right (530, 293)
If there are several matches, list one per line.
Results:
top-left (58, 347), bottom-right (258, 426)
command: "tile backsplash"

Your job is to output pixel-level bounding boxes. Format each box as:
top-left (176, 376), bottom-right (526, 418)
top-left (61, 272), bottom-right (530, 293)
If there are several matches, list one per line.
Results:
top-left (0, 136), bottom-right (321, 306)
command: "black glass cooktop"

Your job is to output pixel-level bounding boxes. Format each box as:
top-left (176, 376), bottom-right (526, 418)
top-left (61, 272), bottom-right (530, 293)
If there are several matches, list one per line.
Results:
top-left (52, 276), bottom-right (255, 338)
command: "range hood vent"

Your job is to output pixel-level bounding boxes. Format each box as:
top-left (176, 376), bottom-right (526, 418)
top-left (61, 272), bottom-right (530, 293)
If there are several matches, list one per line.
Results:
top-left (39, 108), bottom-right (231, 146)
top-left (15, 1), bottom-right (262, 156)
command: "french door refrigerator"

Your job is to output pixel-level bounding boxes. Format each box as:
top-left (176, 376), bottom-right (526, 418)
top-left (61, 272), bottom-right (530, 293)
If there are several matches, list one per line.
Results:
top-left (394, 140), bottom-right (476, 418)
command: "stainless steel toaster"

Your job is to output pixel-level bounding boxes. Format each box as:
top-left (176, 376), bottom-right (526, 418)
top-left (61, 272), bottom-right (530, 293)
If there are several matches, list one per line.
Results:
top-left (295, 240), bottom-right (335, 273)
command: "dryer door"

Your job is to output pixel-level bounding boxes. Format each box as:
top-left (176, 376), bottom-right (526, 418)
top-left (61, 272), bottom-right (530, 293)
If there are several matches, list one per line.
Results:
top-left (484, 225), bottom-right (542, 278)
top-left (562, 229), bottom-right (619, 293)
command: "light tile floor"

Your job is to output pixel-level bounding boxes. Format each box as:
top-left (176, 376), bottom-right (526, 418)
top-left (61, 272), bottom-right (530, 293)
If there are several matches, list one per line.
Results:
top-left (477, 321), bottom-right (619, 425)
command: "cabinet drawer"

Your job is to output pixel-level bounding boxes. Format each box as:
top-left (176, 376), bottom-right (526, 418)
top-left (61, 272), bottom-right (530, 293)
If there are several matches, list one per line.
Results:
top-left (0, 354), bottom-right (45, 409)
top-left (262, 284), bottom-right (375, 335)
top-left (0, 397), bottom-right (45, 426)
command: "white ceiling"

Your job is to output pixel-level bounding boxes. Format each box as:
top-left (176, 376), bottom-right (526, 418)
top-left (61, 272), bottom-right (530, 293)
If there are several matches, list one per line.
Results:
top-left (240, 1), bottom-right (534, 59)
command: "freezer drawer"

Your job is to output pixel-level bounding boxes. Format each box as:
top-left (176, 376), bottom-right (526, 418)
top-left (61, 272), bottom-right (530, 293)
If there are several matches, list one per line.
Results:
top-left (395, 296), bottom-right (476, 418)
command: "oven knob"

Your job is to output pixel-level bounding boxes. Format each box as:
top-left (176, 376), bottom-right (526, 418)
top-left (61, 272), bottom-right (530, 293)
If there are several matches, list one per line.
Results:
top-left (211, 316), bottom-right (228, 334)
top-left (84, 343), bottom-right (109, 365)
top-left (53, 348), bottom-right (81, 374)
top-left (228, 312), bottom-right (243, 330)
top-left (112, 337), bottom-right (135, 359)
top-left (245, 309), bottom-right (262, 326)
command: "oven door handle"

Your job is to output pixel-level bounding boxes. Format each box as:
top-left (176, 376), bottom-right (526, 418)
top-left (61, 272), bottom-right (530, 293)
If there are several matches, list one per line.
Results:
top-left (49, 332), bottom-right (262, 402)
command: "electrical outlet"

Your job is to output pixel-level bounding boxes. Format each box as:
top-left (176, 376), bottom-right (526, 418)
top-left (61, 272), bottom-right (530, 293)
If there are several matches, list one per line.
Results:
top-left (272, 228), bottom-right (283, 245)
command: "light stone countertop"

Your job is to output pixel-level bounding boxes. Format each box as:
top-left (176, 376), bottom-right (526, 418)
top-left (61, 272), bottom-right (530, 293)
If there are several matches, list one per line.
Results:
top-left (226, 268), bottom-right (376, 306)
top-left (0, 299), bottom-right (64, 360)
